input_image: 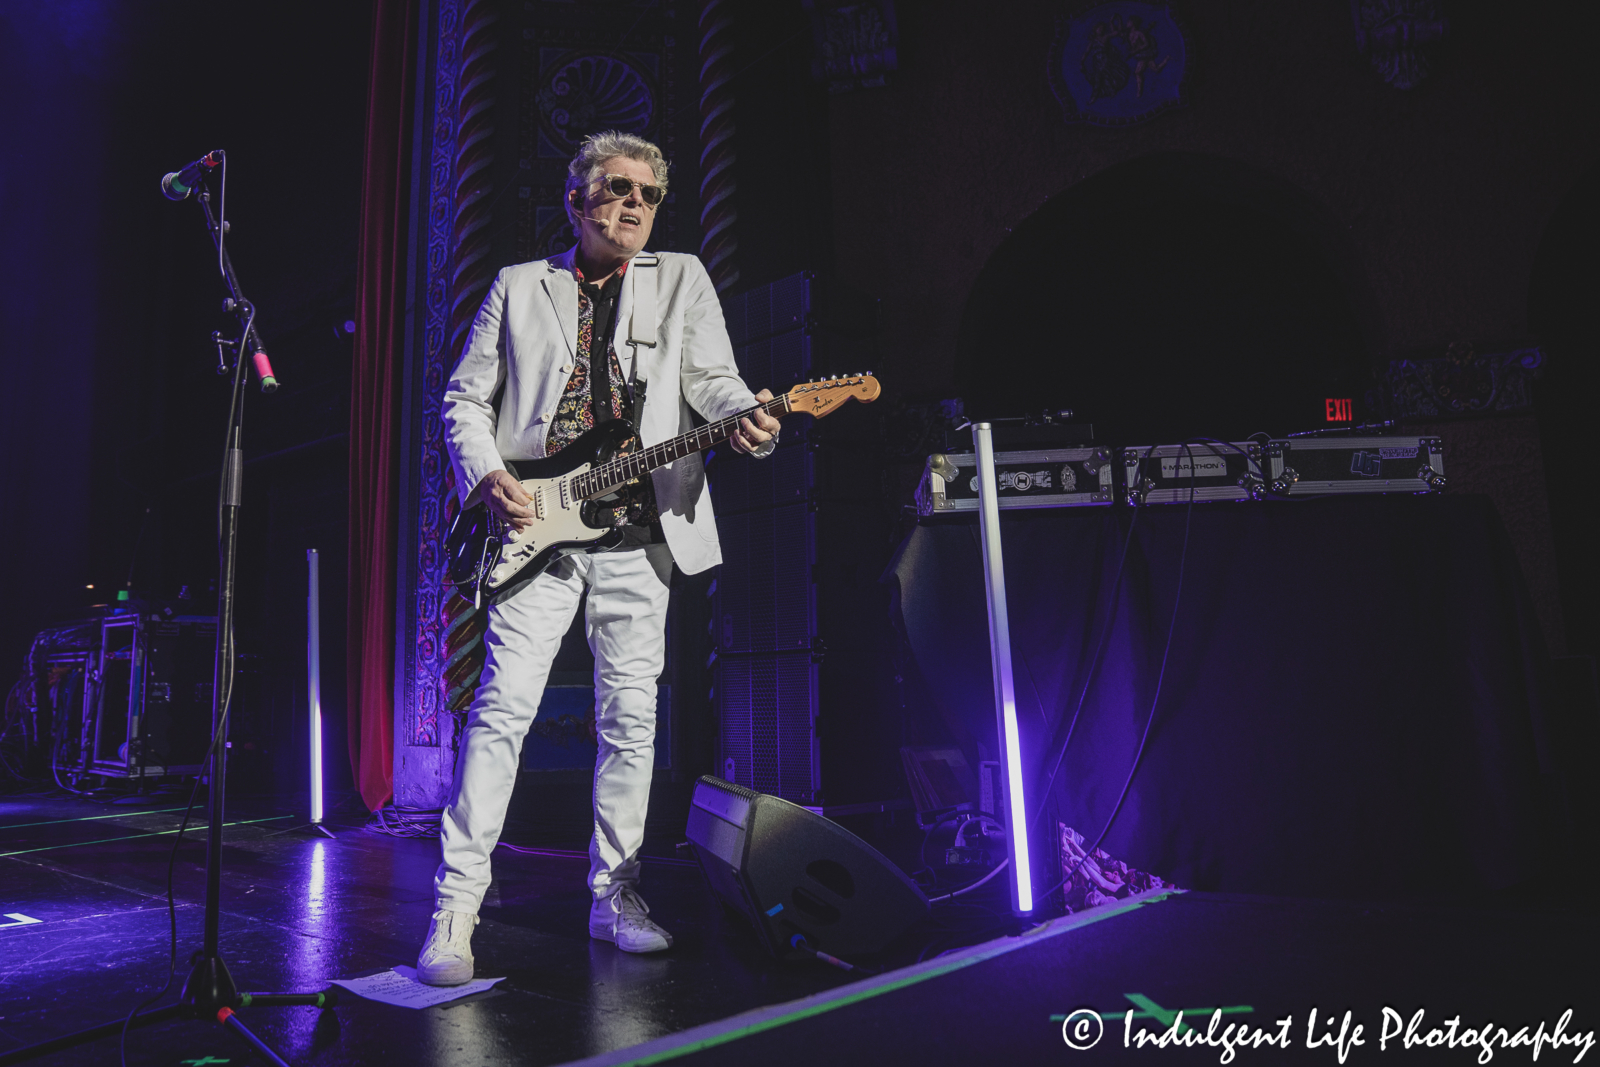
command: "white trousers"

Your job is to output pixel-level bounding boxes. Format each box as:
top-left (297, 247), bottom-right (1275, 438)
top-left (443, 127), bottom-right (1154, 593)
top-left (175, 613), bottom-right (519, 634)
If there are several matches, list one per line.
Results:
top-left (434, 543), bottom-right (673, 914)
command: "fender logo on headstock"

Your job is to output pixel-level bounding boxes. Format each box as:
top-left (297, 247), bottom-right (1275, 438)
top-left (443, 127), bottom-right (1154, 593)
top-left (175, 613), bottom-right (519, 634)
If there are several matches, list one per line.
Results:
top-left (785, 374), bottom-right (882, 418)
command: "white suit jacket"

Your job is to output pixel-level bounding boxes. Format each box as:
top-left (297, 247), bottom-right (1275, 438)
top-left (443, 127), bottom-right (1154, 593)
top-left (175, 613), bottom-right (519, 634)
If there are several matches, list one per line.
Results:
top-left (441, 247), bottom-right (763, 575)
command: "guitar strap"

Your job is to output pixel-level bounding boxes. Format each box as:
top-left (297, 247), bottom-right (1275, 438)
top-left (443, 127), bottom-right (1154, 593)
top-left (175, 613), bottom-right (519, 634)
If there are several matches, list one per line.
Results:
top-left (625, 254), bottom-right (658, 416)
top-left (627, 254), bottom-right (659, 350)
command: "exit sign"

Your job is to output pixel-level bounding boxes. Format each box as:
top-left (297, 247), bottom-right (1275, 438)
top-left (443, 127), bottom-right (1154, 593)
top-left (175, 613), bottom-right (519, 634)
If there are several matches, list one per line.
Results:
top-left (1325, 398), bottom-right (1353, 422)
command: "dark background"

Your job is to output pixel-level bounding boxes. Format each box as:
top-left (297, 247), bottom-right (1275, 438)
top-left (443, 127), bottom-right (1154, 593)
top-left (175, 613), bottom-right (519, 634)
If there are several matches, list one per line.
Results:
top-left (0, 0), bottom-right (370, 796)
top-left (1, 1), bottom-right (1595, 824)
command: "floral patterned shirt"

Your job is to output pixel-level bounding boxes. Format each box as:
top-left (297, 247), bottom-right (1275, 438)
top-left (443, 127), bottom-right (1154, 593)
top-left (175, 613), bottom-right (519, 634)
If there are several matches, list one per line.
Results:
top-left (546, 263), bottom-right (660, 532)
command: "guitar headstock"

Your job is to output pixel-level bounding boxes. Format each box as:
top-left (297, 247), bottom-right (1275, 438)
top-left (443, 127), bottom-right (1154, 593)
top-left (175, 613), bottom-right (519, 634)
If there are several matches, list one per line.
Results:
top-left (783, 373), bottom-right (882, 419)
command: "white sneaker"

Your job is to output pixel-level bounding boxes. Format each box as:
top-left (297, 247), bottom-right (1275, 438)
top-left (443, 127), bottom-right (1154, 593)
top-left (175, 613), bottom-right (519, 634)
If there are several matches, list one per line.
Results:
top-left (589, 886), bottom-right (673, 953)
top-left (417, 909), bottom-right (478, 986)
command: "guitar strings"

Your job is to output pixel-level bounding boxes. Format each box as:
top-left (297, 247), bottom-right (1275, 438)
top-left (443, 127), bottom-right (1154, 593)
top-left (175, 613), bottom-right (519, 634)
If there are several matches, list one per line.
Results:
top-left (574, 393), bottom-right (792, 500)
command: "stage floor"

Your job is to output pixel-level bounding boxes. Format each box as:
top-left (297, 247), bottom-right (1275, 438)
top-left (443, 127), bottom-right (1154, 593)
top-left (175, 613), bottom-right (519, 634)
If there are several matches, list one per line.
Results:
top-left (1, 794), bottom-right (1594, 1066)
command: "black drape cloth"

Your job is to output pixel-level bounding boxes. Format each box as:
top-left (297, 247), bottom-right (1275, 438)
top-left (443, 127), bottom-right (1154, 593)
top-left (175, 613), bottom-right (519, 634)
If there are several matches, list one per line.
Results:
top-left (886, 494), bottom-right (1556, 899)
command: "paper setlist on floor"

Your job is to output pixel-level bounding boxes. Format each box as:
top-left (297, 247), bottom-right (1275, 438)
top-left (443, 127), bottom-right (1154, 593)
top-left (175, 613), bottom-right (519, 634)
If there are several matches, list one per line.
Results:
top-left (331, 966), bottom-right (506, 1009)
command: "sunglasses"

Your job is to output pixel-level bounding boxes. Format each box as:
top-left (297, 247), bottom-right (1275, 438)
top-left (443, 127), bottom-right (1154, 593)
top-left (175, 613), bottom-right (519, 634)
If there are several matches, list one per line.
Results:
top-left (592, 173), bottom-right (665, 208)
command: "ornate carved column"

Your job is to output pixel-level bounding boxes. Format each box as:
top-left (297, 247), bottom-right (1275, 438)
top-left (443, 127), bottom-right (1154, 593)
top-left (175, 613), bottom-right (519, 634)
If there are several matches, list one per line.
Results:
top-left (399, 0), bottom-right (498, 806)
top-left (449, 2), bottom-right (501, 356)
top-left (697, 0), bottom-right (738, 293)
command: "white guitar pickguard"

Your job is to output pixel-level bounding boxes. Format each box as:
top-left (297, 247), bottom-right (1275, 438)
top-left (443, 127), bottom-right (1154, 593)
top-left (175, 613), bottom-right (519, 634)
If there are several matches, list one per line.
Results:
top-left (483, 465), bottom-right (610, 591)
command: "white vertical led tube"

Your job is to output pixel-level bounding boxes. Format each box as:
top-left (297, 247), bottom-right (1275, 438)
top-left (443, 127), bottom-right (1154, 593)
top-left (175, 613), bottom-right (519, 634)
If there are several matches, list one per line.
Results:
top-left (973, 423), bottom-right (1034, 915)
top-left (307, 548), bottom-right (324, 828)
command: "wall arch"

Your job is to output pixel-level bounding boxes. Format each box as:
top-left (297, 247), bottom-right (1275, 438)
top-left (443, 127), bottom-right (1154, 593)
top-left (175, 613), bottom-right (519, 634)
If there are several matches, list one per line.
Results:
top-left (955, 152), bottom-right (1378, 443)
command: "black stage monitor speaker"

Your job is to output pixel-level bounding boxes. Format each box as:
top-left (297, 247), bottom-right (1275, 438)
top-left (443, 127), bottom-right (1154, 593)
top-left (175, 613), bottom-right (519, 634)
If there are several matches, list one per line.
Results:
top-left (686, 775), bottom-right (929, 959)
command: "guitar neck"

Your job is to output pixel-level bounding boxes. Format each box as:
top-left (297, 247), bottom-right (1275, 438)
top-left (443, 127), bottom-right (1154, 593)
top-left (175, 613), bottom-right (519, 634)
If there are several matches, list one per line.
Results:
top-left (573, 394), bottom-right (793, 501)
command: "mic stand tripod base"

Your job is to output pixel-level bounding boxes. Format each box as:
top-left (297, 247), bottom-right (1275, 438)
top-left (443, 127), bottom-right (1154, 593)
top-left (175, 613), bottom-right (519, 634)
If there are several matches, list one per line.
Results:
top-left (177, 954), bottom-right (335, 1066)
top-left (181, 952), bottom-right (240, 1015)
top-left (179, 954), bottom-right (290, 1067)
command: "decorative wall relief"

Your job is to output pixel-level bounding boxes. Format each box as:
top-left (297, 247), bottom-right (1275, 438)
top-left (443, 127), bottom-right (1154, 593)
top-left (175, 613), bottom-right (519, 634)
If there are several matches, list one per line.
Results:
top-left (804, 0), bottom-right (899, 93)
top-left (535, 52), bottom-right (657, 155)
top-left (1379, 342), bottom-right (1543, 420)
top-left (1352, 0), bottom-right (1446, 90)
top-left (523, 47), bottom-right (661, 262)
top-left (516, 11), bottom-right (684, 266)
top-left (1048, 2), bottom-right (1189, 126)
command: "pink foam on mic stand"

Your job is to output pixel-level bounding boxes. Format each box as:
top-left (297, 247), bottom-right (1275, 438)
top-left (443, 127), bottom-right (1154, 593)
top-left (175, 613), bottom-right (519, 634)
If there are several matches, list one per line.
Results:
top-left (253, 350), bottom-right (279, 393)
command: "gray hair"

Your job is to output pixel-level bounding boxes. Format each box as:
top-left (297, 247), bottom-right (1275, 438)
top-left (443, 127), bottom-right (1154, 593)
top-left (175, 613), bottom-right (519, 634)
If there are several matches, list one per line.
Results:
top-left (564, 130), bottom-right (670, 238)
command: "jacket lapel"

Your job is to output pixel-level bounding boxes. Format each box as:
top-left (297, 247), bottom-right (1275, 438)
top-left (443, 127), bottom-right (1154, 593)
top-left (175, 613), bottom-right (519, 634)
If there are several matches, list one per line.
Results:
top-left (539, 247), bottom-right (579, 358)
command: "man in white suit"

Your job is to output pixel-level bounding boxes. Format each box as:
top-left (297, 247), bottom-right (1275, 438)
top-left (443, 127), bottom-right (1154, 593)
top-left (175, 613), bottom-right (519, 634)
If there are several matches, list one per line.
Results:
top-left (419, 131), bottom-right (780, 984)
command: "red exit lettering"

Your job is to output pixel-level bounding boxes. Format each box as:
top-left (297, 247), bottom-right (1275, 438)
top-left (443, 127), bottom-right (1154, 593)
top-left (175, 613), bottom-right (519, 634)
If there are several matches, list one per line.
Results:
top-left (1325, 398), bottom-right (1353, 422)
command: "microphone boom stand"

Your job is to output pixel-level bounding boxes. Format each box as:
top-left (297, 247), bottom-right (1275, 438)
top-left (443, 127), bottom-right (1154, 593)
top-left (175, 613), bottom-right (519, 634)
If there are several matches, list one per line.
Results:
top-left (0, 174), bottom-right (334, 1067)
top-left (178, 179), bottom-right (327, 1066)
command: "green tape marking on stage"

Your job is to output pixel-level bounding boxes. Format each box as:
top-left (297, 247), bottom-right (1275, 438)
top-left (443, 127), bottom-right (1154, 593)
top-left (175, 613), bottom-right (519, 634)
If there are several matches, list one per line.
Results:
top-left (1120, 992), bottom-right (1254, 1032)
top-left (567, 890), bottom-right (1185, 1067)
top-left (0, 807), bottom-right (188, 831)
top-left (0, 816), bottom-right (292, 857)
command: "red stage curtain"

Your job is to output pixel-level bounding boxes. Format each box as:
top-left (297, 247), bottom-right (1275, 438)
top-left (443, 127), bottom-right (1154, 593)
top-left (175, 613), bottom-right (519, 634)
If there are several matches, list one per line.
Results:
top-left (348, 0), bottom-right (416, 811)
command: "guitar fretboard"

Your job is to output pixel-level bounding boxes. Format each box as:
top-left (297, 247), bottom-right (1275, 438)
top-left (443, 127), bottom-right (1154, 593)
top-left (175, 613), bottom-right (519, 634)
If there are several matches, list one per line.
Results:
top-left (571, 394), bottom-right (793, 501)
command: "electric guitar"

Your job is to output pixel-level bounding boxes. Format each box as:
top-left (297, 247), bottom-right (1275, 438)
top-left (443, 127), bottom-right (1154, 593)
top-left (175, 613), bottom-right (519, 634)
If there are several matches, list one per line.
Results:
top-left (445, 373), bottom-right (881, 605)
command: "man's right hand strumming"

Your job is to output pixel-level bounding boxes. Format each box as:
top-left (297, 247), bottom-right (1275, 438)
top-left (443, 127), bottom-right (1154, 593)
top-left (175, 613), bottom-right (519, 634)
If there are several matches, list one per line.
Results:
top-left (477, 469), bottom-right (535, 532)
